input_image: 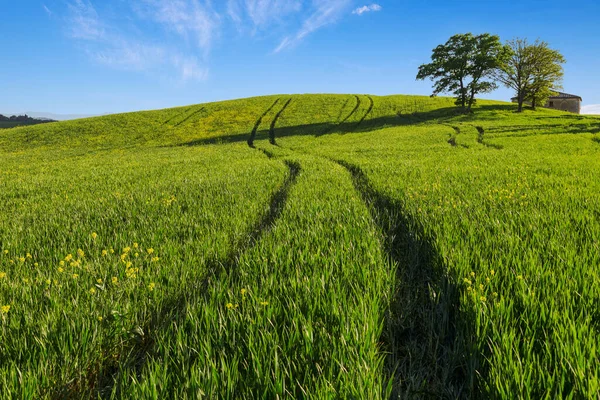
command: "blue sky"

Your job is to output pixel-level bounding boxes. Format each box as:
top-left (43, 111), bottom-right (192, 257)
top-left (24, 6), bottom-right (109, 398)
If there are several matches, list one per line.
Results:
top-left (1, 0), bottom-right (599, 115)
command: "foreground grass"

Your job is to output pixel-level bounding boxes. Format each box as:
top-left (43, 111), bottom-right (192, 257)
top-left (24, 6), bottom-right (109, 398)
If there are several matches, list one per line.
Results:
top-left (1, 94), bottom-right (600, 398)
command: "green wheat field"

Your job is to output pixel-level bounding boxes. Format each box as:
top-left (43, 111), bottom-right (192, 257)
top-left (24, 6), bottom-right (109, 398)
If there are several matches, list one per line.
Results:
top-left (1, 94), bottom-right (600, 399)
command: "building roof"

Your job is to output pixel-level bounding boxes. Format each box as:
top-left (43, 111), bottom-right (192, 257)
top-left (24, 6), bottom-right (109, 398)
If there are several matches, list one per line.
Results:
top-left (549, 92), bottom-right (582, 101)
top-left (510, 92), bottom-right (582, 102)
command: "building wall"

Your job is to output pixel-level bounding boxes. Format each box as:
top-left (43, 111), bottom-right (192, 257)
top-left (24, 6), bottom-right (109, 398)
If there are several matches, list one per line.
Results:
top-left (545, 98), bottom-right (581, 114)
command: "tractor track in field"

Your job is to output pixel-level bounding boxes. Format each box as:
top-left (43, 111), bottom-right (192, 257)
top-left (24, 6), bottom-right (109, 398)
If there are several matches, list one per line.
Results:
top-left (333, 159), bottom-right (467, 399)
top-left (248, 99), bottom-right (281, 147)
top-left (476, 126), bottom-right (503, 150)
top-left (317, 95), bottom-right (361, 136)
top-left (353, 96), bottom-right (374, 130)
top-left (174, 107), bottom-right (206, 127)
top-left (269, 99), bottom-right (293, 145)
top-left (72, 159), bottom-right (301, 399)
top-left (342, 95), bottom-right (362, 125)
top-left (163, 107), bottom-right (192, 125)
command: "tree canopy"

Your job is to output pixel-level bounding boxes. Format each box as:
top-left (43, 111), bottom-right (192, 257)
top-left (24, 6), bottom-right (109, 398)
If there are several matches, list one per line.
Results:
top-left (417, 33), bottom-right (507, 113)
top-left (495, 39), bottom-right (565, 112)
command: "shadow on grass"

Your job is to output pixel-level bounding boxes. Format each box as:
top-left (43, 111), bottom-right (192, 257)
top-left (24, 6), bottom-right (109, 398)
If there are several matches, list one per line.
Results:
top-left (487, 123), bottom-right (600, 135)
top-left (61, 160), bottom-right (301, 399)
top-left (335, 160), bottom-right (477, 399)
top-left (181, 107), bottom-right (466, 148)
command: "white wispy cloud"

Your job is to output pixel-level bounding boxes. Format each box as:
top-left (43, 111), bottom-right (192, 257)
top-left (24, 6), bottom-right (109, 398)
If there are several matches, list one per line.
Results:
top-left (63, 0), bottom-right (357, 79)
top-left (66, 0), bottom-right (212, 82)
top-left (43, 4), bottom-right (53, 17)
top-left (135, 0), bottom-right (220, 53)
top-left (274, 0), bottom-right (352, 53)
top-left (352, 4), bottom-right (382, 15)
top-left (582, 104), bottom-right (600, 115)
top-left (68, 0), bottom-right (105, 40)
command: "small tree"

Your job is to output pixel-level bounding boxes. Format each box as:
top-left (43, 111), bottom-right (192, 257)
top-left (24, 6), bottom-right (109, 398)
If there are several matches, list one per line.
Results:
top-left (417, 33), bottom-right (507, 113)
top-left (496, 39), bottom-right (565, 112)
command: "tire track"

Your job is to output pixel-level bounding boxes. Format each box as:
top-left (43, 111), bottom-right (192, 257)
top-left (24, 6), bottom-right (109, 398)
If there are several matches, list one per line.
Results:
top-left (353, 96), bottom-right (374, 130)
top-left (75, 159), bottom-right (301, 399)
top-left (333, 159), bottom-right (468, 399)
top-left (476, 126), bottom-right (503, 150)
top-left (163, 107), bottom-right (192, 125)
top-left (317, 95), bottom-right (361, 136)
top-left (174, 107), bottom-right (206, 127)
top-left (269, 99), bottom-right (293, 145)
top-left (248, 99), bottom-right (281, 148)
top-left (341, 95), bottom-right (362, 125)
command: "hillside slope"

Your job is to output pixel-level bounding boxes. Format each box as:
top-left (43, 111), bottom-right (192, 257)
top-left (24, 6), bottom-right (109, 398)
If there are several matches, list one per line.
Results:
top-left (1, 94), bottom-right (600, 399)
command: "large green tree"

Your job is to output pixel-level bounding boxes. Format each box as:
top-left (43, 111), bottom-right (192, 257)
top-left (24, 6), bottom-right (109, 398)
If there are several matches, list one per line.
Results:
top-left (495, 39), bottom-right (565, 112)
top-left (417, 33), bottom-right (507, 113)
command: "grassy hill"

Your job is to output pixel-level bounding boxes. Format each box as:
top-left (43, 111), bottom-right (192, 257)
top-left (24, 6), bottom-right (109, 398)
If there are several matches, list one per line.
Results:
top-left (1, 94), bottom-right (600, 399)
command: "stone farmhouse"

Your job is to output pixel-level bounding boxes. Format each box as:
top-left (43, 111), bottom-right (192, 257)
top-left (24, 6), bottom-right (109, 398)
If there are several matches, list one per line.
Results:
top-left (512, 92), bottom-right (582, 114)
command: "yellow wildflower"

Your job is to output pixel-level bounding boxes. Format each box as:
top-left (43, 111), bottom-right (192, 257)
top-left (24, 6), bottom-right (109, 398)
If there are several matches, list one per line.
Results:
top-left (486, 278), bottom-right (490, 283)
top-left (517, 275), bottom-right (523, 280)
top-left (2, 250), bottom-right (7, 255)
top-left (59, 261), bottom-right (65, 267)
top-left (479, 284), bottom-right (484, 291)
top-left (45, 279), bottom-right (51, 285)
top-left (126, 261), bottom-right (133, 268)
top-left (463, 278), bottom-right (472, 285)
top-left (97, 316), bottom-right (103, 322)
top-left (226, 303), bottom-right (235, 310)
top-left (26, 253), bottom-right (32, 259)
top-left (480, 296), bottom-right (487, 302)
top-left (134, 253), bottom-right (139, 258)
top-left (0, 272), bottom-right (6, 279)
top-left (260, 301), bottom-right (269, 306)
top-left (111, 277), bottom-right (118, 284)
top-left (89, 288), bottom-right (96, 295)
top-left (148, 282), bottom-right (156, 291)
top-left (470, 272), bottom-right (475, 278)
top-left (65, 254), bottom-right (73, 262)
top-left (241, 288), bottom-right (247, 296)
top-left (1, 305), bottom-right (10, 314)
top-left (58, 267), bottom-right (64, 273)
top-left (133, 243), bottom-right (139, 249)
top-left (91, 232), bottom-right (98, 240)
top-left (490, 269), bottom-right (495, 276)
top-left (110, 248), bottom-right (115, 254)
top-left (101, 250), bottom-right (108, 257)
top-left (19, 257), bottom-right (25, 263)
top-left (151, 257), bottom-right (159, 262)
top-left (97, 278), bottom-right (103, 284)
top-left (77, 249), bottom-right (85, 258)
top-left (34, 263), bottom-right (39, 267)
top-left (123, 247), bottom-right (131, 253)
top-left (147, 248), bottom-right (154, 255)
top-left (72, 274), bottom-right (79, 280)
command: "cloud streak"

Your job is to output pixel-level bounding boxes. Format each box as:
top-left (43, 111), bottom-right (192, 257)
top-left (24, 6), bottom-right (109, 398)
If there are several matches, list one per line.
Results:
top-left (352, 4), bottom-right (382, 15)
top-left (274, 0), bottom-right (352, 53)
top-left (66, 0), bottom-right (213, 81)
top-left (43, 4), bottom-right (53, 17)
top-left (63, 0), bottom-right (356, 79)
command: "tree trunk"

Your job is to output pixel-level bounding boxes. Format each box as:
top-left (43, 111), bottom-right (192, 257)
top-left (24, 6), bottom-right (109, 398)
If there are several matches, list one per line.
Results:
top-left (467, 89), bottom-right (476, 113)
top-left (517, 91), bottom-right (524, 112)
top-left (459, 79), bottom-right (466, 111)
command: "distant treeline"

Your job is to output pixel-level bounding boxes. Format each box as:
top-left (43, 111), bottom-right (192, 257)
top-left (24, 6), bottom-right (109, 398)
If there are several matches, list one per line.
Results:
top-left (0, 114), bottom-right (55, 129)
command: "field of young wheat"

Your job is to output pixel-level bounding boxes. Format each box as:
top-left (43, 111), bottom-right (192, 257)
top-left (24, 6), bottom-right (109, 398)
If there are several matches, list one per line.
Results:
top-left (1, 94), bottom-right (599, 398)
